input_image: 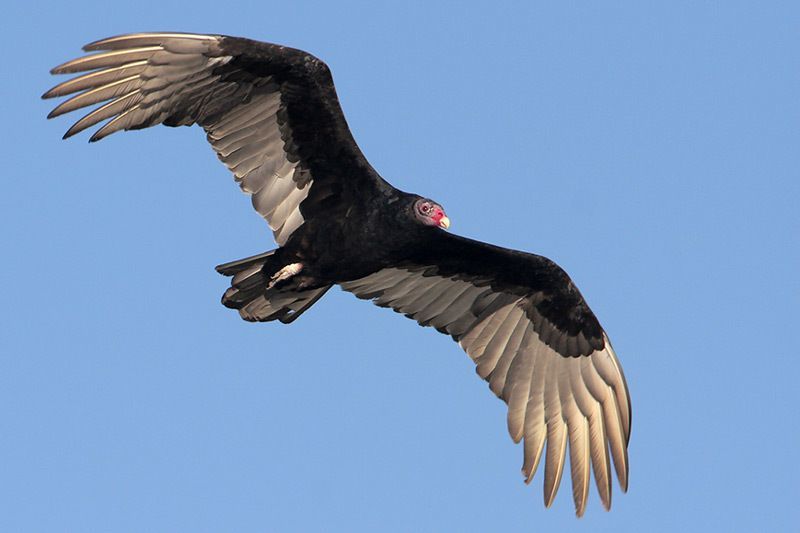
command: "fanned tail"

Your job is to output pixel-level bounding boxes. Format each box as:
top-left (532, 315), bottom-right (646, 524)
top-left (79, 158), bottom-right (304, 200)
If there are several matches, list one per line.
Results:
top-left (216, 251), bottom-right (331, 323)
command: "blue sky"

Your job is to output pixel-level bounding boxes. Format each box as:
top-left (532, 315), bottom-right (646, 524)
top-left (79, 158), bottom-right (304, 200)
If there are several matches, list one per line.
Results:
top-left (3, 1), bottom-right (799, 531)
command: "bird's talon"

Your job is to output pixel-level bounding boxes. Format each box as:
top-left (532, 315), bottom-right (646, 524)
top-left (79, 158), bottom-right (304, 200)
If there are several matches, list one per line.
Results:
top-left (268, 262), bottom-right (304, 289)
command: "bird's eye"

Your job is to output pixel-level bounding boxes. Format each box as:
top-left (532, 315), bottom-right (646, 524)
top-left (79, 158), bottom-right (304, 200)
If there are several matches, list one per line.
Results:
top-left (420, 204), bottom-right (430, 213)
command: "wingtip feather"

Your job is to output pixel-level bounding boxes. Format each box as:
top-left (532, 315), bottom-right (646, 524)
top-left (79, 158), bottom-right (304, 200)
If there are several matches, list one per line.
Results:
top-left (83, 32), bottom-right (218, 52)
top-left (543, 419), bottom-right (567, 508)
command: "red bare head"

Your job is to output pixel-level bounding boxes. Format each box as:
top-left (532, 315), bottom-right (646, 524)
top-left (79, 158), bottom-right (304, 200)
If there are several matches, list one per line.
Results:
top-left (413, 198), bottom-right (450, 229)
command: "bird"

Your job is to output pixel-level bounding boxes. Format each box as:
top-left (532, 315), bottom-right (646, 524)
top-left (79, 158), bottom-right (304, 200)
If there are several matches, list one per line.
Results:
top-left (43, 32), bottom-right (631, 517)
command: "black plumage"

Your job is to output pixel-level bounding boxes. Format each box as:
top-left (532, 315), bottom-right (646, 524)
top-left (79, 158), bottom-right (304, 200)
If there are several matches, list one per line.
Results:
top-left (44, 32), bottom-right (631, 516)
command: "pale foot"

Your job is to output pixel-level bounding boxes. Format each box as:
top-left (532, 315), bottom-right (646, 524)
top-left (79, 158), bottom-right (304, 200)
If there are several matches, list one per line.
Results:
top-left (268, 262), bottom-right (304, 289)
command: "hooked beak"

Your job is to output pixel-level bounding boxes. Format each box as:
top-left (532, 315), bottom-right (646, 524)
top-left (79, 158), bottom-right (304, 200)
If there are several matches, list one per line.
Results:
top-left (438, 216), bottom-right (450, 230)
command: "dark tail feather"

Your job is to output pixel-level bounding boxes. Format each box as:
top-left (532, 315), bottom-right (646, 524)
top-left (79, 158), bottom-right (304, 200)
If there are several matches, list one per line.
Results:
top-left (215, 250), bottom-right (277, 276)
top-left (216, 251), bottom-right (331, 324)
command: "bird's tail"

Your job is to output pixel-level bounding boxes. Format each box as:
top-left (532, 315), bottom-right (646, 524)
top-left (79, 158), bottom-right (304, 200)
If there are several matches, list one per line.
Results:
top-left (216, 250), bottom-right (331, 323)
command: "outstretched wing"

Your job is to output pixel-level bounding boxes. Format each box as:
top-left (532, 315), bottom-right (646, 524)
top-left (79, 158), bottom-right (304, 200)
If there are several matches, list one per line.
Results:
top-left (340, 232), bottom-right (631, 516)
top-left (44, 32), bottom-right (388, 245)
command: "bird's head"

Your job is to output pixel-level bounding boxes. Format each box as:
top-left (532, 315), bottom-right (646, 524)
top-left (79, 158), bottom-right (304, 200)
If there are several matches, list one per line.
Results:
top-left (413, 198), bottom-right (450, 229)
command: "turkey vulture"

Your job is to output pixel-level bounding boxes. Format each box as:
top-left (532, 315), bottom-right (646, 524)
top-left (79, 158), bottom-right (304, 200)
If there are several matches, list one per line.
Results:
top-left (44, 32), bottom-right (631, 516)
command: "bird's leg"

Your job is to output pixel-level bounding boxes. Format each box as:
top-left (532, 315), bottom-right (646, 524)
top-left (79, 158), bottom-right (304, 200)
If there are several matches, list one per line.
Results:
top-left (268, 262), bottom-right (304, 289)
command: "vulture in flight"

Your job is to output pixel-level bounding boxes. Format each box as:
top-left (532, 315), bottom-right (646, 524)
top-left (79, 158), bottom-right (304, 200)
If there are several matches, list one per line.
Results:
top-left (44, 32), bottom-right (631, 516)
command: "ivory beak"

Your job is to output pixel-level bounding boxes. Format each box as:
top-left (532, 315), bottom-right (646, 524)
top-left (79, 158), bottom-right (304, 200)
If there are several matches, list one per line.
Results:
top-left (438, 216), bottom-right (450, 229)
